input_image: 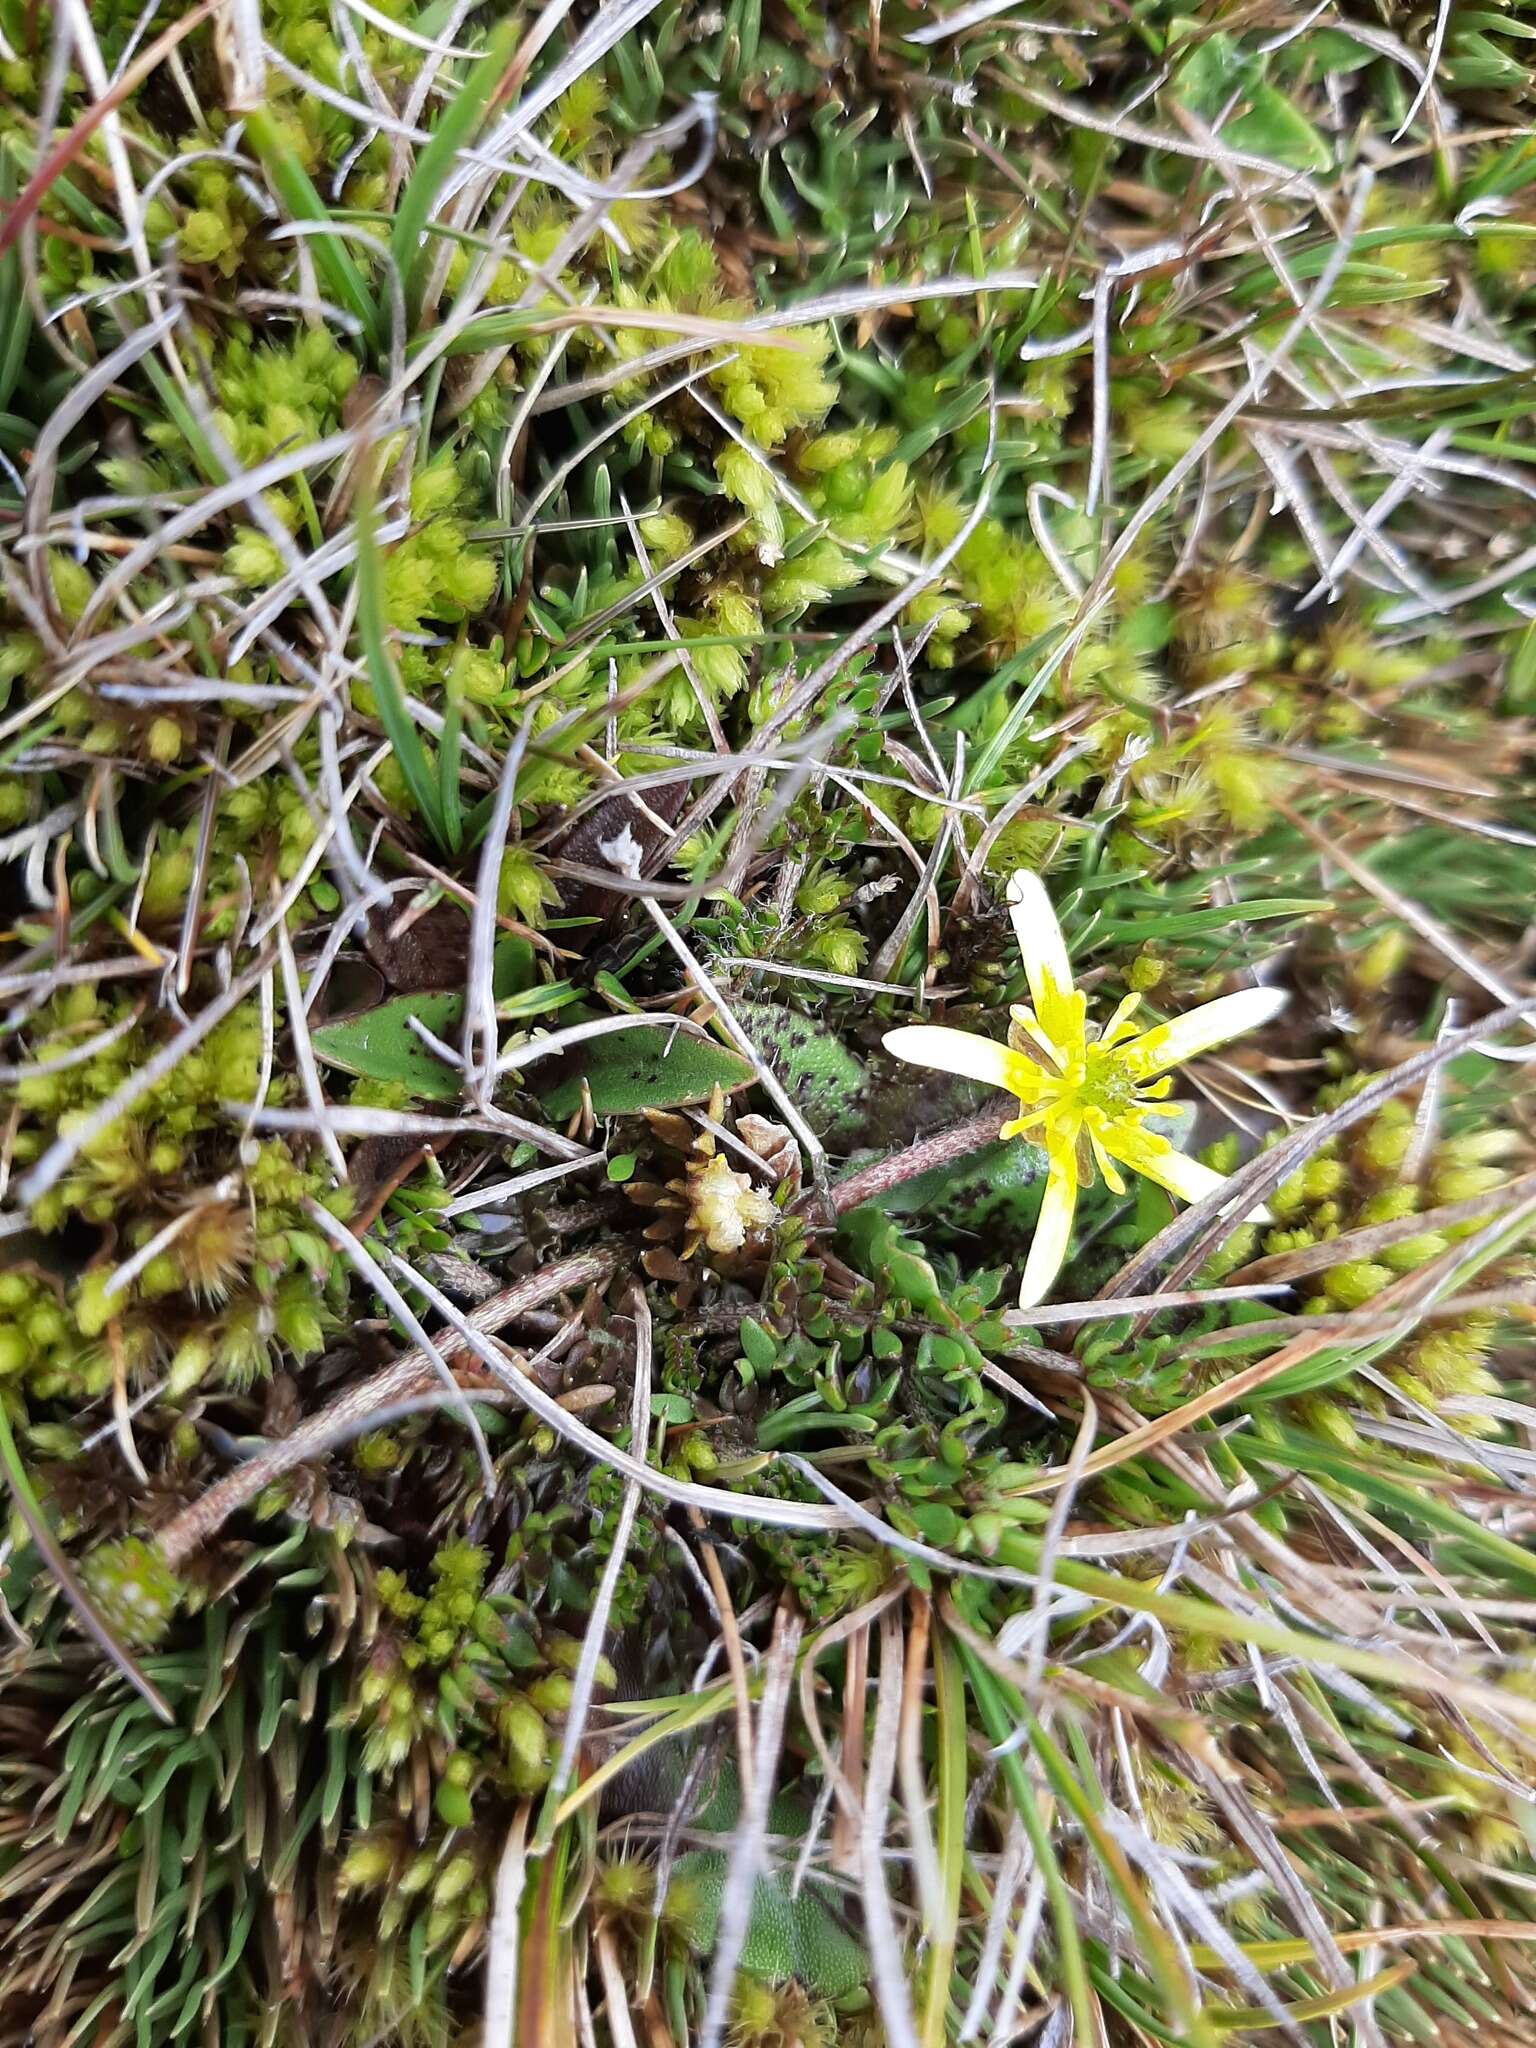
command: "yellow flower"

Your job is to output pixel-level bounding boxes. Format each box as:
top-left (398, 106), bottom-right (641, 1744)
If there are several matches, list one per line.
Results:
top-left (884, 873), bottom-right (1285, 1308)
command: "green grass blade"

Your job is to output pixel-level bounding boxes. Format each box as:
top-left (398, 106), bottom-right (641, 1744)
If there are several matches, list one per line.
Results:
top-left (243, 107), bottom-right (378, 345)
top-left (437, 697), bottom-right (465, 855)
top-left (1211, 1963), bottom-right (1416, 2031)
top-left (392, 19), bottom-right (519, 323)
top-left (991, 1526), bottom-right (1536, 1708)
top-left (1025, 1707), bottom-right (1210, 2043)
top-left (355, 484), bottom-right (449, 848)
top-left (956, 1640), bottom-right (1103, 2047)
top-left (1237, 1428), bottom-right (1536, 1593)
top-left (0, 141), bottom-right (32, 410)
top-left (921, 1627), bottom-right (967, 2048)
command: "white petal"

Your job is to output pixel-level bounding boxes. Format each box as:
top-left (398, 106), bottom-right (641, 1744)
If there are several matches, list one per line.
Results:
top-left (1018, 1144), bottom-right (1078, 1309)
top-left (1006, 871), bottom-right (1073, 1015)
top-left (883, 1025), bottom-right (1023, 1094)
top-left (1120, 1137), bottom-right (1273, 1224)
top-left (1123, 987), bottom-right (1287, 1078)
top-left (1132, 1147), bottom-right (1230, 1205)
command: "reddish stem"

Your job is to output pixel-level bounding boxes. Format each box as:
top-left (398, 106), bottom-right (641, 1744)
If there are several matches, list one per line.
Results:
top-left (830, 1108), bottom-right (1004, 1214)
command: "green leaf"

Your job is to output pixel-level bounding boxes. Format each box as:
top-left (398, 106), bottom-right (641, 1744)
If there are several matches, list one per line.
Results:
top-left (860, 1136), bottom-right (1048, 1241)
top-left (1294, 27), bottom-right (1377, 73)
top-left (311, 1001), bottom-right (751, 1115)
top-left (493, 934), bottom-right (537, 998)
top-left (0, 142), bottom-right (31, 413)
top-left (740, 1317), bottom-right (778, 1373)
top-left (905, 1502), bottom-right (961, 1546)
top-left (1091, 897), bottom-right (1327, 943)
top-left (1165, 22), bottom-right (1241, 117)
top-left (355, 486), bottom-right (449, 849)
top-left (138, 355), bottom-right (224, 484)
top-left (1507, 622), bottom-right (1536, 711)
top-left (536, 1027), bottom-right (754, 1119)
top-left (1460, 12), bottom-right (1536, 38)
top-left (1115, 600), bottom-right (1173, 656)
top-left (1225, 87), bottom-right (1333, 174)
top-left (1447, 32), bottom-right (1528, 89)
top-left (732, 1000), bottom-right (870, 1144)
top-left (958, 1645), bottom-right (1099, 2046)
top-left (436, 697), bottom-right (464, 856)
top-left (838, 1207), bottom-right (956, 1323)
top-left (922, 1631), bottom-right (966, 2048)
top-left (311, 993), bottom-right (465, 1101)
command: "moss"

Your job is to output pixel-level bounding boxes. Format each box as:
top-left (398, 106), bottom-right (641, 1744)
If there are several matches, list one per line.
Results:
top-left (78, 1536), bottom-right (184, 1647)
top-left (1259, 1086), bottom-right (1524, 1434)
top-left (3, 8), bottom-right (1532, 2044)
top-left (711, 324), bottom-right (837, 450)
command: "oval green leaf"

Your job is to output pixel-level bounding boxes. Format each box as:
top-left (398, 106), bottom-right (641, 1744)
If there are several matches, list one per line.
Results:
top-left (310, 993), bottom-right (465, 1101)
top-left (535, 1026), bottom-right (754, 1119)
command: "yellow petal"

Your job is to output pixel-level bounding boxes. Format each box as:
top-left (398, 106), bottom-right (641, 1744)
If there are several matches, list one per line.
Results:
top-left (1009, 1004), bottom-right (1062, 1066)
top-left (1122, 987), bottom-right (1288, 1079)
top-left (1006, 872), bottom-right (1074, 1016)
top-left (1099, 991), bottom-right (1142, 1047)
top-left (883, 1025), bottom-right (1033, 1096)
top-left (1000, 1105), bottom-right (1047, 1139)
top-left (1087, 1125), bottom-right (1127, 1195)
top-left (1018, 1131), bottom-right (1079, 1309)
top-left (1112, 1126), bottom-right (1272, 1222)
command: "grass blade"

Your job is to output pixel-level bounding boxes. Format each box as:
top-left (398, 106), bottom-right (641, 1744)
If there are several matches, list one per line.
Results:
top-left (243, 107), bottom-right (378, 344)
top-left (354, 484), bottom-right (449, 849)
top-left (0, 141), bottom-right (32, 410)
top-left (391, 18), bottom-right (519, 324)
top-left (956, 1638), bottom-right (1103, 2048)
top-left (921, 1627), bottom-right (966, 2048)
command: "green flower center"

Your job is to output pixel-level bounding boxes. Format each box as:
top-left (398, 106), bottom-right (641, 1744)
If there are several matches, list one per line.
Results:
top-left (1078, 1040), bottom-right (1140, 1120)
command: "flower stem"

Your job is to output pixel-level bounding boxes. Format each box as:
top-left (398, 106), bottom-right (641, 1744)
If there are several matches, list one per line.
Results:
top-left (830, 1109), bottom-right (1003, 1215)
